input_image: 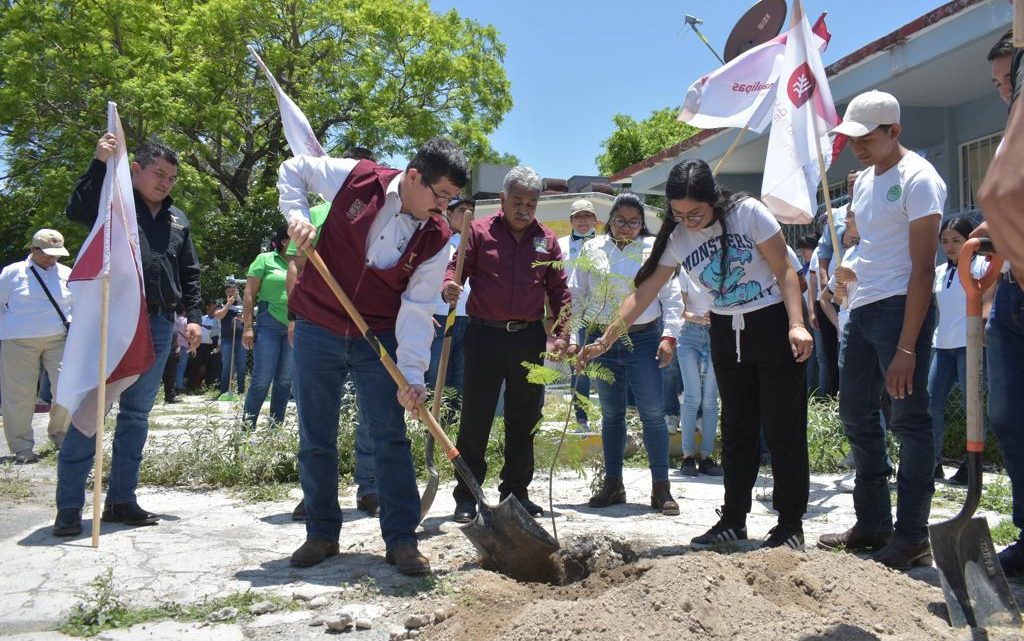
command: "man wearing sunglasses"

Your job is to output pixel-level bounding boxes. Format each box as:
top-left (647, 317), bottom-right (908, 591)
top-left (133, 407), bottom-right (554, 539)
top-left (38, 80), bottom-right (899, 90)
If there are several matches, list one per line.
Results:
top-left (280, 138), bottom-right (469, 575)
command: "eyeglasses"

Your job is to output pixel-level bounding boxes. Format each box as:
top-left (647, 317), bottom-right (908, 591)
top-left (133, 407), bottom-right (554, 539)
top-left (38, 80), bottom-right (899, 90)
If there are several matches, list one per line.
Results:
top-left (425, 181), bottom-right (456, 205)
top-left (611, 217), bottom-right (643, 229)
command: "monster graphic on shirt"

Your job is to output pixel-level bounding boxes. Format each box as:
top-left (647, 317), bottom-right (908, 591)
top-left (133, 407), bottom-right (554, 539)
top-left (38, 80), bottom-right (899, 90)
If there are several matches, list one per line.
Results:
top-left (699, 245), bottom-right (764, 308)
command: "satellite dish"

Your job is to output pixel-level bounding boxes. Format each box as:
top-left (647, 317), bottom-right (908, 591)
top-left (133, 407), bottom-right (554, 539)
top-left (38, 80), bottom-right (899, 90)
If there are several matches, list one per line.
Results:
top-left (723, 0), bottom-right (788, 62)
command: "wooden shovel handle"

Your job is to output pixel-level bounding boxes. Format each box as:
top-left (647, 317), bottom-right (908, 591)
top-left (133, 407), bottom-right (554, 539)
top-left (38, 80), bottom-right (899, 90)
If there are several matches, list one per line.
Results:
top-left (303, 248), bottom-right (461, 459)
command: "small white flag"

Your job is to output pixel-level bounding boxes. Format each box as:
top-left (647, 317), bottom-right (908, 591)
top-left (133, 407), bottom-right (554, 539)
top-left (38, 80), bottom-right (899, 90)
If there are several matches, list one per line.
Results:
top-left (760, 1), bottom-right (839, 224)
top-left (248, 45), bottom-right (326, 157)
top-left (56, 102), bottom-right (155, 437)
top-left (679, 14), bottom-right (830, 133)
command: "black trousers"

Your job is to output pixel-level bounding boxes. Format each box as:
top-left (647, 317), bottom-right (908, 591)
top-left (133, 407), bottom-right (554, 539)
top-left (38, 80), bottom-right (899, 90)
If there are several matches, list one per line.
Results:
top-left (186, 343), bottom-right (219, 391)
top-left (710, 302), bottom-right (809, 526)
top-left (162, 346), bottom-right (181, 401)
top-left (453, 322), bottom-right (546, 506)
top-left (815, 301), bottom-right (840, 397)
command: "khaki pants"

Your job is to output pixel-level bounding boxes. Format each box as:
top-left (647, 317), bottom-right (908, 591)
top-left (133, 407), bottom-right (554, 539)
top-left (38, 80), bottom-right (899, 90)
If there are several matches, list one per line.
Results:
top-left (1, 334), bottom-right (70, 455)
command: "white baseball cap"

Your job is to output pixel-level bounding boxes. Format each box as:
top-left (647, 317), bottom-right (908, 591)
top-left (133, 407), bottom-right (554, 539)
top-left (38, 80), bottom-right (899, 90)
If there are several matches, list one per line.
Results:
top-left (31, 229), bottom-right (69, 257)
top-left (568, 199), bottom-right (596, 218)
top-left (830, 91), bottom-right (900, 138)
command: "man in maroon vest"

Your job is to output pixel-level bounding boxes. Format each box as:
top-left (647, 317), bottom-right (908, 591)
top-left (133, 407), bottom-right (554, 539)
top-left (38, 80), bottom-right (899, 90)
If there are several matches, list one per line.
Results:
top-left (280, 138), bottom-right (468, 574)
top-left (442, 165), bottom-right (571, 523)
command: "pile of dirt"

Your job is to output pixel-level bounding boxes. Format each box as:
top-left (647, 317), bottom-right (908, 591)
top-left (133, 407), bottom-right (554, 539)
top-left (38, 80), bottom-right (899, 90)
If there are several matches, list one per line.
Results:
top-left (426, 543), bottom-right (1017, 641)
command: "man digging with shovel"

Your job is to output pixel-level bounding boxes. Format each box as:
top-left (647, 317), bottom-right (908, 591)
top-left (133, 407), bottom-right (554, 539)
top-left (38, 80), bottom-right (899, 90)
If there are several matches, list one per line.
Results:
top-left (279, 138), bottom-right (468, 575)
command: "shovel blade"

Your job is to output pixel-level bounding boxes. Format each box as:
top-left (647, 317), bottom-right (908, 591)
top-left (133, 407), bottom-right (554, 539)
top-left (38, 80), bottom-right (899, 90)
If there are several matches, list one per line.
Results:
top-left (461, 495), bottom-right (561, 584)
top-left (929, 516), bottom-right (1022, 629)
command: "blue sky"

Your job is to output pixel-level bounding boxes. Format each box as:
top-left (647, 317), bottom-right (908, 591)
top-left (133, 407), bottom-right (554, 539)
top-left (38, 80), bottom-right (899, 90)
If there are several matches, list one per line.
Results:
top-left (426, 1), bottom-right (948, 178)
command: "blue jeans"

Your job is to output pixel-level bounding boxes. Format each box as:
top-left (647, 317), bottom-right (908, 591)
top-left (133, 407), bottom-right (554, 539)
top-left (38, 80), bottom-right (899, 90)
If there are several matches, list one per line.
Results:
top-left (243, 309), bottom-right (294, 428)
top-left (662, 345), bottom-right (682, 417)
top-left (292, 320), bottom-right (418, 548)
top-left (589, 324), bottom-right (669, 480)
top-left (678, 322), bottom-right (718, 458)
top-left (344, 378), bottom-right (377, 499)
top-left (571, 328), bottom-right (592, 424)
top-left (426, 314), bottom-right (468, 400)
top-left (56, 311), bottom-right (175, 509)
top-left (987, 279), bottom-right (1024, 532)
top-left (219, 320), bottom-right (247, 394)
top-left (39, 367), bottom-right (52, 403)
top-left (839, 295), bottom-right (935, 541)
top-left (175, 350), bottom-right (188, 390)
top-left (928, 347), bottom-right (966, 464)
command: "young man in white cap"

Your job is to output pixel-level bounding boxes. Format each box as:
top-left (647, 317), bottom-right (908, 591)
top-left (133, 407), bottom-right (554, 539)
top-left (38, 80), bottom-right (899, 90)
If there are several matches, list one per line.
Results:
top-left (817, 91), bottom-right (946, 570)
top-left (0, 229), bottom-right (73, 462)
top-left (558, 199), bottom-right (597, 430)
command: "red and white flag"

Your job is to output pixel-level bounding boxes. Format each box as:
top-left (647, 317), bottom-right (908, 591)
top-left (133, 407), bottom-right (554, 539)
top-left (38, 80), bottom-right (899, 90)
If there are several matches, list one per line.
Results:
top-left (56, 102), bottom-right (154, 437)
top-left (678, 13), bottom-right (830, 133)
top-left (248, 45), bottom-right (326, 157)
top-left (760, 0), bottom-right (839, 224)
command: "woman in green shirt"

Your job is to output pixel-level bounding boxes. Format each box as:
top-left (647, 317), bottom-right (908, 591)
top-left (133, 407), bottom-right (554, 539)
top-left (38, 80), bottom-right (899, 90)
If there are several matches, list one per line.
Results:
top-left (241, 226), bottom-right (294, 429)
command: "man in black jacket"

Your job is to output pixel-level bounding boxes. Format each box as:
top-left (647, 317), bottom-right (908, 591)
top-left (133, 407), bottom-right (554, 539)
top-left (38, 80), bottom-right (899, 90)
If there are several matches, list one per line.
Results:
top-left (53, 133), bottom-right (202, 537)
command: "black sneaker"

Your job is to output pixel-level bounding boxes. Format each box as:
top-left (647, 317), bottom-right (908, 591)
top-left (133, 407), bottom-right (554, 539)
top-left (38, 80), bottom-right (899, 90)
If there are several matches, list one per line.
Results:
top-left (501, 492), bottom-right (543, 517)
top-left (934, 462), bottom-right (945, 480)
top-left (691, 509), bottom-right (747, 547)
top-left (680, 457), bottom-right (698, 477)
top-left (698, 457), bottom-right (724, 477)
top-left (947, 463), bottom-right (968, 487)
top-left (760, 523), bottom-right (805, 551)
top-left (999, 540), bottom-right (1024, 578)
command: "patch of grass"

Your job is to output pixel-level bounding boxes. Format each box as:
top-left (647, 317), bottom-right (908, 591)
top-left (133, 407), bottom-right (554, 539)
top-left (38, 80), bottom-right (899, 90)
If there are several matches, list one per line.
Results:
top-left (991, 518), bottom-right (1020, 546)
top-left (807, 397), bottom-right (848, 473)
top-left (981, 476), bottom-right (1014, 515)
top-left (59, 568), bottom-right (299, 637)
top-left (0, 463), bottom-right (30, 500)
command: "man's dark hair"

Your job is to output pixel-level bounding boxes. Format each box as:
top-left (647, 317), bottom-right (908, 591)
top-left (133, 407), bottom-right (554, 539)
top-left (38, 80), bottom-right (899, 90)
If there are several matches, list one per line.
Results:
top-left (134, 138), bottom-right (178, 168)
top-left (988, 29), bottom-right (1015, 62)
top-left (341, 146), bottom-right (376, 162)
top-left (407, 137), bottom-right (469, 189)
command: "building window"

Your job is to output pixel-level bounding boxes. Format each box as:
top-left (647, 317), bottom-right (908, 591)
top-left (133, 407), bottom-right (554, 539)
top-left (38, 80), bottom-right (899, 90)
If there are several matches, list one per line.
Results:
top-left (960, 132), bottom-right (1004, 211)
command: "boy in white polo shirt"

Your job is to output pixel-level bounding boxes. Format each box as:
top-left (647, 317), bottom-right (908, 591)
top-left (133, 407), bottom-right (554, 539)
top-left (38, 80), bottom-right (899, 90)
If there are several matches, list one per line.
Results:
top-left (817, 91), bottom-right (946, 571)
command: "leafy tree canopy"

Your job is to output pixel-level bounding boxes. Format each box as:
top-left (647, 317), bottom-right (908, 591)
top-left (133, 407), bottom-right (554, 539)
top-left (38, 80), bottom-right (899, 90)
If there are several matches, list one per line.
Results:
top-left (0, 0), bottom-right (514, 297)
top-left (595, 107), bottom-right (698, 177)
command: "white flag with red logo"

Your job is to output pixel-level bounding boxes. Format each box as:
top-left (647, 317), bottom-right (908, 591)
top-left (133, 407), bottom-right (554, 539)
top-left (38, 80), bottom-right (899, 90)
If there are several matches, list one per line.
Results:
top-left (678, 13), bottom-right (830, 133)
top-left (760, 0), bottom-right (840, 224)
top-left (56, 102), bottom-right (155, 437)
top-left (248, 45), bottom-right (326, 157)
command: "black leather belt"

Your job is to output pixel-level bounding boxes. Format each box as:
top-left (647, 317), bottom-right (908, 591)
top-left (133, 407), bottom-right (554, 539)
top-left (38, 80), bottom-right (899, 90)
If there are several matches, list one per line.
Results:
top-left (469, 317), bottom-right (540, 332)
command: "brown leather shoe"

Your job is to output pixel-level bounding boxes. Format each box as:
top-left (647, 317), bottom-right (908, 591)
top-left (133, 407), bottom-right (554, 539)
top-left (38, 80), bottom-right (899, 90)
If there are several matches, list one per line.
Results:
top-left (588, 477), bottom-right (626, 508)
top-left (291, 500), bottom-right (305, 521)
top-left (651, 480), bottom-right (679, 516)
top-left (385, 543), bottom-right (431, 575)
top-left (870, 537), bottom-right (932, 571)
top-left (816, 526), bottom-right (893, 552)
top-left (356, 493), bottom-right (379, 517)
top-left (289, 538), bottom-right (340, 567)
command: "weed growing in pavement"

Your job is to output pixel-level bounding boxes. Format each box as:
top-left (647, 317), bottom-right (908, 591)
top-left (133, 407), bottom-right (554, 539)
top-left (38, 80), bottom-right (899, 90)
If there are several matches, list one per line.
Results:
top-left (807, 397), bottom-right (848, 473)
top-left (991, 518), bottom-right (1020, 546)
top-left (981, 476), bottom-right (1014, 514)
top-left (0, 463), bottom-right (30, 500)
top-left (59, 568), bottom-right (299, 637)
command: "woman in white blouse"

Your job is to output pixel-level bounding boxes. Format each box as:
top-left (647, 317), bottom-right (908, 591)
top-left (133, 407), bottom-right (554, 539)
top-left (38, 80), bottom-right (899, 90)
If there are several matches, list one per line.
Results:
top-left (569, 192), bottom-right (683, 515)
top-left (928, 216), bottom-right (990, 485)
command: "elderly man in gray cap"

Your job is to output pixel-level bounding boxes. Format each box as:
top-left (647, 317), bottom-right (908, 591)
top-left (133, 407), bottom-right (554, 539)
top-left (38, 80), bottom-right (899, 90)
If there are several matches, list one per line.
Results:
top-left (558, 199), bottom-right (597, 430)
top-left (0, 229), bottom-right (73, 462)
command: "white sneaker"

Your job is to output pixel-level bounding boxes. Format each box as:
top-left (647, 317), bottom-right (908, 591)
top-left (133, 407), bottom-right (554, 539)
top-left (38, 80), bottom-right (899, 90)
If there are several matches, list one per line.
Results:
top-left (665, 415), bottom-right (680, 434)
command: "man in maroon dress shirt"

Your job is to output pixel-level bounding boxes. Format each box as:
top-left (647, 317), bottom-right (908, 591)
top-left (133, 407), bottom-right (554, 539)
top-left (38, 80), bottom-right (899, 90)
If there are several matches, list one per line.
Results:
top-left (442, 165), bottom-right (571, 522)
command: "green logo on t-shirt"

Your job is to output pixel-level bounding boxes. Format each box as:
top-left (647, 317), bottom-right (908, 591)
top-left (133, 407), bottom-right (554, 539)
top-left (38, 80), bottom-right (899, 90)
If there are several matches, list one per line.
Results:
top-left (886, 185), bottom-right (902, 202)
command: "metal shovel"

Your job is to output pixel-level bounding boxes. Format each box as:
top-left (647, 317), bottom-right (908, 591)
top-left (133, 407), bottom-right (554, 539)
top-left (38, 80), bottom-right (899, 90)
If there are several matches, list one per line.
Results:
top-left (304, 248), bottom-right (561, 582)
top-left (420, 226), bottom-right (469, 520)
top-left (929, 237), bottom-right (1021, 629)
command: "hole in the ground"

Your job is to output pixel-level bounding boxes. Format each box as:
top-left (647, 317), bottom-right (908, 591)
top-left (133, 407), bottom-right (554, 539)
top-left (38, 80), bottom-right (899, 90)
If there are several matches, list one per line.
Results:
top-left (480, 534), bottom-right (644, 586)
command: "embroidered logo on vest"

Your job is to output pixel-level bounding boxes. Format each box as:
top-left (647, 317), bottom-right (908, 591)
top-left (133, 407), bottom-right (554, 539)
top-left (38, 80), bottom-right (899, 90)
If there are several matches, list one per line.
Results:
top-left (403, 251), bottom-right (419, 271)
top-left (347, 198), bottom-right (367, 220)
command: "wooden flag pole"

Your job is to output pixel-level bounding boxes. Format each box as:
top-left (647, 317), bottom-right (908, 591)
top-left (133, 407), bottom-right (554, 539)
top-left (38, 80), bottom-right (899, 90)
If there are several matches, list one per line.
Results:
top-left (91, 274), bottom-right (110, 548)
top-left (712, 126), bottom-right (750, 177)
top-left (810, 116), bottom-right (846, 306)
